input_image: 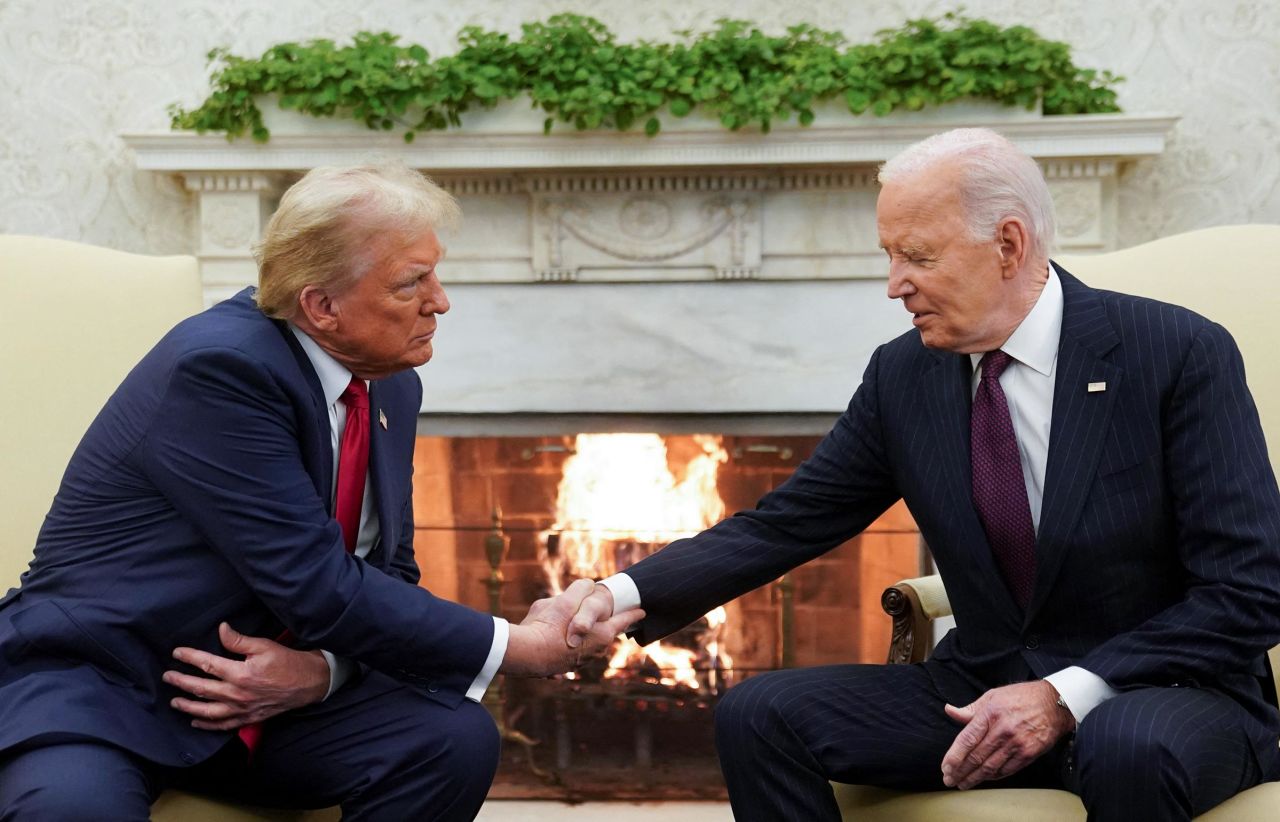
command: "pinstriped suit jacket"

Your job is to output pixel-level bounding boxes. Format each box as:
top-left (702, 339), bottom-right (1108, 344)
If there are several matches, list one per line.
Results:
top-left (626, 266), bottom-right (1280, 762)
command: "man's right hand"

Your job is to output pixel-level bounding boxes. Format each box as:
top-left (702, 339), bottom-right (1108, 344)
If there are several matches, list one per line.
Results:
top-left (501, 579), bottom-right (643, 677)
top-left (567, 583), bottom-right (617, 649)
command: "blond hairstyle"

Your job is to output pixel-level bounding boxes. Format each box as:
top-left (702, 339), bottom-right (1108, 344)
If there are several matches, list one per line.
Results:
top-left (878, 128), bottom-right (1055, 261)
top-left (254, 162), bottom-right (460, 320)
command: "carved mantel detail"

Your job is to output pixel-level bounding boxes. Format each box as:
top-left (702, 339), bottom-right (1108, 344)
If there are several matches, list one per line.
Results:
top-left (124, 112), bottom-right (1177, 305)
top-left (533, 190), bottom-right (761, 282)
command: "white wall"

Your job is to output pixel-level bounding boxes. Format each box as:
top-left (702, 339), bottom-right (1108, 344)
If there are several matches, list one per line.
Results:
top-left (1, 0), bottom-right (1277, 254)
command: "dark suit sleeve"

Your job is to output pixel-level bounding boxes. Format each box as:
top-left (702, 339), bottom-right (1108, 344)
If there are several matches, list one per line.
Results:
top-left (387, 376), bottom-right (423, 587)
top-left (626, 347), bottom-right (903, 643)
top-left (1081, 322), bottom-right (1280, 687)
top-left (388, 495), bottom-right (422, 586)
top-left (135, 347), bottom-right (492, 706)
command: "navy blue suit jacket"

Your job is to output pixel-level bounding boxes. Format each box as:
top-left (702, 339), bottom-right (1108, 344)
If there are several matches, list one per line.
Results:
top-left (626, 267), bottom-right (1280, 762)
top-left (0, 289), bottom-right (493, 767)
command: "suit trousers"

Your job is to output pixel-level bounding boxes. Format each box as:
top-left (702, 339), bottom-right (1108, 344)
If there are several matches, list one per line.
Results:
top-left (0, 670), bottom-right (500, 822)
top-left (714, 664), bottom-right (1269, 822)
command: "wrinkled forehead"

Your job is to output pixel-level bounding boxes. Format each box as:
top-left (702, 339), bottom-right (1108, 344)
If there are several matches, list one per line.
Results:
top-left (879, 158), bottom-right (967, 206)
top-left (878, 177), bottom-right (966, 235)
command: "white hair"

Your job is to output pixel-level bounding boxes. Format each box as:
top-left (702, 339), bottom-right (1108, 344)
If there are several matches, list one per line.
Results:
top-left (255, 162), bottom-right (460, 320)
top-left (878, 128), bottom-right (1055, 260)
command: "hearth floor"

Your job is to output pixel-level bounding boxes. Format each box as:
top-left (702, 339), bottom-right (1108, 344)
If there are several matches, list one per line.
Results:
top-left (477, 801), bottom-right (732, 821)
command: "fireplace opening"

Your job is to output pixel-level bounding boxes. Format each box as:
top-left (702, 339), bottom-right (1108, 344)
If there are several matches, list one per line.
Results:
top-left (411, 433), bottom-right (921, 800)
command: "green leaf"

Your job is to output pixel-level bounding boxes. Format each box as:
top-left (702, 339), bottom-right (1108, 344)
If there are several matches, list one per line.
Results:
top-left (644, 116), bottom-right (660, 136)
top-left (845, 89), bottom-right (871, 114)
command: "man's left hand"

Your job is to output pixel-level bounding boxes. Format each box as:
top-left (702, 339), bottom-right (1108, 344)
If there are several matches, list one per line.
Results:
top-left (941, 680), bottom-right (1075, 790)
top-left (164, 622), bottom-right (331, 731)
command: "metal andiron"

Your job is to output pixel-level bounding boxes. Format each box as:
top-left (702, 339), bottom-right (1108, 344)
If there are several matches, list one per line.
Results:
top-left (481, 507), bottom-right (550, 779)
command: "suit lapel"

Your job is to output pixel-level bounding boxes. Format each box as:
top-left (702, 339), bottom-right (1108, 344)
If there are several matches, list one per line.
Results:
top-left (921, 348), bottom-right (1024, 619)
top-left (1026, 267), bottom-right (1122, 620)
top-left (273, 316), bottom-right (334, 509)
top-left (367, 381), bottom-right (398, 570)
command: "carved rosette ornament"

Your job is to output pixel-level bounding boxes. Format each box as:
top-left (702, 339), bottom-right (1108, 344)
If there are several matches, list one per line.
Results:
top-left (1050, 179), bottom-right (1101, 243)
top-left (201, 198), bottom-right (258, 251)
top-left (619, 196), bottom-right (673, 241)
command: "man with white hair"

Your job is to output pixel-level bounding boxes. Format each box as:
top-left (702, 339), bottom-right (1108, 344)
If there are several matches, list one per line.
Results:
top-left (569, 128), bottom-right (1280, 820)
top-left (0, 163), bottom-right (640, 820)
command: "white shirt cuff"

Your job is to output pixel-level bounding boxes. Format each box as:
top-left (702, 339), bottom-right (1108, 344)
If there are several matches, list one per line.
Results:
top-left (1044, 666), bottom-right (1118, 724)
top-left (600, 573), bottom-right (641, 614)
top-left (319, 650), bottom-right (356, 700)
top-left (465, 617), bottom-right (509, 702)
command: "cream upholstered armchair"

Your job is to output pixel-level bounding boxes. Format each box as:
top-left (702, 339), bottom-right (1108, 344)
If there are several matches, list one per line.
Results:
top-left (835, 224), bottom-right (1280, 821)
top-left (0, 235), bottom-right (338, 821)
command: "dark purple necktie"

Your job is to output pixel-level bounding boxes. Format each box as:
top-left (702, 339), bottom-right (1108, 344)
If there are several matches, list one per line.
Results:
top-left (971, 350), bottom-right (1036, 609)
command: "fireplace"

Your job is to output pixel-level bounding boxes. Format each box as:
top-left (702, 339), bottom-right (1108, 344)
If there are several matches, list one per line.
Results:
top-left (410, 431), bottom-right (920, 799)
top-left (122, 104), bottom-right (1175, 800)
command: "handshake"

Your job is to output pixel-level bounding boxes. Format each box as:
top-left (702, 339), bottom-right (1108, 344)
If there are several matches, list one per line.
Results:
top-left (499, 579), bottom-right (643, 677)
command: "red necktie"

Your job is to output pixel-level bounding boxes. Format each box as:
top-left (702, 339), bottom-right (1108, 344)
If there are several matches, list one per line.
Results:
top-left (238, 377), bottom-right (370, 756)
top-left (333, 378), bottom-right (370, 554)
top-left (970, 351), bottom-right (1037, 609)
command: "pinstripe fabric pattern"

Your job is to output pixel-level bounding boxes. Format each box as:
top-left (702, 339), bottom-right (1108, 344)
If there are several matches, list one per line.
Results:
top-left (625, 267), bottom-right (1280, 820)
top-left (1074, 688), bottom-right (1263, 821)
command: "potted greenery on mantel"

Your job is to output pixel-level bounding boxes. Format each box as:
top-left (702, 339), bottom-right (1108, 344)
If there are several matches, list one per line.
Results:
top-left (170, 12), bottom-right (1121, 144)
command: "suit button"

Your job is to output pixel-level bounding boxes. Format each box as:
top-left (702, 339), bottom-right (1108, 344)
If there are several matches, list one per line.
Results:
top-left (180, 752), bottom-right (196, 765)
top-left (427, 683), bottom-right (439, 693)
top-left (1024, 634), bottom-right (1040, 650)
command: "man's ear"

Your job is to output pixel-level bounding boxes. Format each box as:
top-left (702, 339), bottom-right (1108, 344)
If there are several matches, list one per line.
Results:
top-left (297, 285), bottom-right (339, 332)
top-left (996, 217), bottom-right (1029, 279)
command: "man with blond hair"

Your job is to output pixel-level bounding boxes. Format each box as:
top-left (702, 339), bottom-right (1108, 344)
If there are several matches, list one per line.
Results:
top-left (0, 163), bottom-right (639, 820)
top-left (570, 128), bottom-right (1280, 820)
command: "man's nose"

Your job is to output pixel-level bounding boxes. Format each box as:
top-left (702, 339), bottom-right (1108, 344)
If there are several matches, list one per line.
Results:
top-left (886, 261), bottom-right (915, 300)
top-left (423, 280), bottom-right (450, 315)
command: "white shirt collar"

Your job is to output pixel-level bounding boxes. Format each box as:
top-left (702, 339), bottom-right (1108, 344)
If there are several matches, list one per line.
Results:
top-left (969, 265), bottom-right (1062, 376)
top-left (289, 324), bottom-right (356, 407)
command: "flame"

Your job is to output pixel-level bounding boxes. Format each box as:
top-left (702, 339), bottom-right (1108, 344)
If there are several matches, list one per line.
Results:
top-left (544, 434), bottom-right (727, 587)
top-left (605, 637), bottom-right (701, 690)
top-left (541, 434), bottom-right (733, 691)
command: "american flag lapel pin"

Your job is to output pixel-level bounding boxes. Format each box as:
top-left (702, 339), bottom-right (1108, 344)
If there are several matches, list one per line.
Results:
top-left (1087, 381), bottom-right (1107, 393)
top-left (379, 409), bottom-right (388, 430)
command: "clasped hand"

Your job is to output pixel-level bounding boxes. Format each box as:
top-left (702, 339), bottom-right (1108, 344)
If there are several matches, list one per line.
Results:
top-left (502, 578), bottom-right (643, 677)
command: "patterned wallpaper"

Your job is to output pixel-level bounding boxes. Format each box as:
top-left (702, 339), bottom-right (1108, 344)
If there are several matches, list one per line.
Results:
top-left (1, 0), bottom-right (1277, 255)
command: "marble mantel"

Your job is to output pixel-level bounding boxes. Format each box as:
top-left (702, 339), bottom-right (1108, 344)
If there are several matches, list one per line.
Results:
top-left (123, 110), bottom-right (1177, 424)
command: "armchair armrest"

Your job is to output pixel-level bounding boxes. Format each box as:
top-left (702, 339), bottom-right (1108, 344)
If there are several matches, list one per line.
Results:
top-left (882, 575), bottom-right (951, 665)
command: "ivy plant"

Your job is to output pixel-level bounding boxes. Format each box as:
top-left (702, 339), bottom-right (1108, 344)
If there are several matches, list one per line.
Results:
top-left (170, 12), bottom-right (1122, 143)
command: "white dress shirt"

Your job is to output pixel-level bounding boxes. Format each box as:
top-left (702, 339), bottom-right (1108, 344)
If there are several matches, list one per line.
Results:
top-left (290, 325), bottom-right (507, 702)
top-left (603, 265), bottom-right (1117, 723)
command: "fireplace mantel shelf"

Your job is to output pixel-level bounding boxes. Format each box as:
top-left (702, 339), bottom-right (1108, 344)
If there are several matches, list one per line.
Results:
top-left (125, 112), bottom-right (1177, 173)
top-left (123, 110), bottom-right (1180, 418)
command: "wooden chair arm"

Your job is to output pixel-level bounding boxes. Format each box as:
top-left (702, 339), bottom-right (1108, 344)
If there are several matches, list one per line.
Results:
top-left (882, 575), bottom-right (951, 665)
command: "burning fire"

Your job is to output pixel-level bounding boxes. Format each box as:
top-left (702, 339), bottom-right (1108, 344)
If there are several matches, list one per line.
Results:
top-left (605, 606), bottom-right (733, 691)
top-left (541, 434), bottom-right (733, 691)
